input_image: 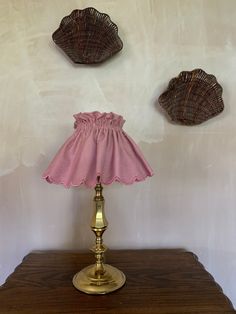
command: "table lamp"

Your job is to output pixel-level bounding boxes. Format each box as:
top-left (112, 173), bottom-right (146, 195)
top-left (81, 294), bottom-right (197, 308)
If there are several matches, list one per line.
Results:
top-left (42, 111), bottom-right (153, 294)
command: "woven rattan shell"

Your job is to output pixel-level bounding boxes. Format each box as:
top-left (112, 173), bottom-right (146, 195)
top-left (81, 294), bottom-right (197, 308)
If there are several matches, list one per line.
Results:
top-left (158, 69), bottom-right (224, 125)
top-left (52, 7), bottom-right (123, 64)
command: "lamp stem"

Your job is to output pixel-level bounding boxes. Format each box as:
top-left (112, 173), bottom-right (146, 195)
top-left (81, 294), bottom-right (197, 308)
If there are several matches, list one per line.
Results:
top-left (90, 183), bottom-right (108, 277)
top-left (72, 182), bottom-right (126, 294)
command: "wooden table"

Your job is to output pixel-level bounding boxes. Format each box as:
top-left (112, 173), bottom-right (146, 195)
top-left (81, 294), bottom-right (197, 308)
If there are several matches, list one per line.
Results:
top-left (0, 249), bottom-right (235, 313)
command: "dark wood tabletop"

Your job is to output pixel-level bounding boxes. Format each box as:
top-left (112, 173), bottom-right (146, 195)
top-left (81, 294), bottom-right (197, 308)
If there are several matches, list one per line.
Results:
top-left (0, 249), bottom-right (235, 314)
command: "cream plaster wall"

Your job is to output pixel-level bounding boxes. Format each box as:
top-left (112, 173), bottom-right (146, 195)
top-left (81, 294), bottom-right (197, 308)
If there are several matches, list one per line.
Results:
top-left (0, 0), bottom-right (236, 307)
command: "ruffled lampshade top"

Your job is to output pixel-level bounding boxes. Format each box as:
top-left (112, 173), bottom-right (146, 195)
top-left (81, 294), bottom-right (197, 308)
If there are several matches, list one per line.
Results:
top-left (43, 112), bottom-right (153, 188)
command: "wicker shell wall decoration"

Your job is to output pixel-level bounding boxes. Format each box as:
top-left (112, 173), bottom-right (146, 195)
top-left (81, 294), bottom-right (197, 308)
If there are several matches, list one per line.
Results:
top-left (158, 69), bottom-right (224, 125)
top-left (52, 7), bottom-right (123, 64)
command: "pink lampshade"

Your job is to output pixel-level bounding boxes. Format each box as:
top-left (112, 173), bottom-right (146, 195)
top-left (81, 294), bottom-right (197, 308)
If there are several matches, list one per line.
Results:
top-left (42, 112), bottom-right (153, 188)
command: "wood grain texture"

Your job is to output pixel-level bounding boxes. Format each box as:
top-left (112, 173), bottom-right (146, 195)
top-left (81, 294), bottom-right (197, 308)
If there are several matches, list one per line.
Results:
top-left (0, 249), bottom-right (235, 314)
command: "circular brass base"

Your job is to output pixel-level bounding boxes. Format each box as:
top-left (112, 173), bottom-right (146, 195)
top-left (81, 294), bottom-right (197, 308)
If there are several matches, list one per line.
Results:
top-left (73, 264), bottom-right (126, 294)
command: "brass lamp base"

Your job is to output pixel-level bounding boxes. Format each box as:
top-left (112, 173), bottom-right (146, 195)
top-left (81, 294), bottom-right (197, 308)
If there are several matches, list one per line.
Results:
top-left (73, 264), bottom-right (126, 294)
top-left (73, 182), bottom-right (126, 294)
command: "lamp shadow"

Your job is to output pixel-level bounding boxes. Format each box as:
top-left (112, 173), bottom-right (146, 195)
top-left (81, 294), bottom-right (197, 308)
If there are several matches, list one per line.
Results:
top-left (70, 187), bottom-right (93, 250)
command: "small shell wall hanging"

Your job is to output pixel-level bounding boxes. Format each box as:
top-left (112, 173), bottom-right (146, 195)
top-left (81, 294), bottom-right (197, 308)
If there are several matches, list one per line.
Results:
top-left (52, 7), bottom-right (123, 64)
top-left (158, 69), bottom-right (224, 125)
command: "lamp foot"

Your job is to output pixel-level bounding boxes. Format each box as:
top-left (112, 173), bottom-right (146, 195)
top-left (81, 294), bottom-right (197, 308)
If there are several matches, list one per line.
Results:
top-left (73, 264), bottom-right (126, 294)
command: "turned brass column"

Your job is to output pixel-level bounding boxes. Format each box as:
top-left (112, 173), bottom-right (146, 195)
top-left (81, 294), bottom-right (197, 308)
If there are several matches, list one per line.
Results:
top-left (90, 183), bottom-right (107, 277)
top-left (73, 183), bottom-right (126, 294)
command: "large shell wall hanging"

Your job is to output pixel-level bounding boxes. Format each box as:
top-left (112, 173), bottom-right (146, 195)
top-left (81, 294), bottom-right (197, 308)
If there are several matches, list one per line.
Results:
top-left (158, 69), bottom-right (224, 125)
top-left (52, 7), bottom-right (123, 64)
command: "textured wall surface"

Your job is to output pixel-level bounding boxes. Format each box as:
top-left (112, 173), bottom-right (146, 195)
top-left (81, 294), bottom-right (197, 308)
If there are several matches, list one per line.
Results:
top-left (0, 0), bottom-right (236, 307)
